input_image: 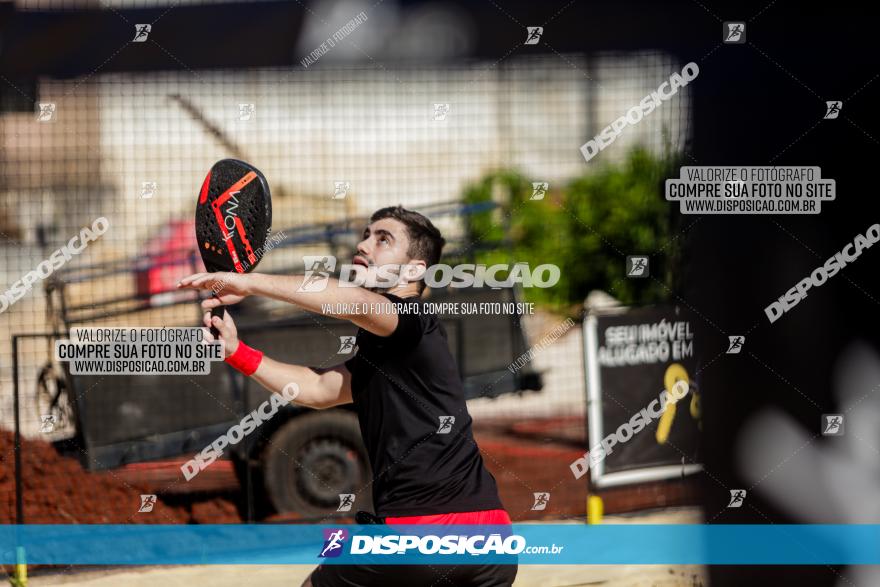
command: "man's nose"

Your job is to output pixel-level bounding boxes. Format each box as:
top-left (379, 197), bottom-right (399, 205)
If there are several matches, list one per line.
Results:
top-left (356, 239), bottom-right (371, 257)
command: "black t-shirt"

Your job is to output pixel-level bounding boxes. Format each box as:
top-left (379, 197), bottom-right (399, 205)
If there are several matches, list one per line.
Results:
top-left (344, 293), bottom-right (504, 517)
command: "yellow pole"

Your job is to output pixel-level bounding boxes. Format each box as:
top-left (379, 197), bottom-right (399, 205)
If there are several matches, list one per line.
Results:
top-left (587, 494), bottom-right (604, 525)
top-left (11, 546), bottom-right (27, 587)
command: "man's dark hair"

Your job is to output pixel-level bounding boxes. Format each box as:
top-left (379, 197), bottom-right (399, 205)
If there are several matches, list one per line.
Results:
top-left (370, 206), bottom-right (445, 289)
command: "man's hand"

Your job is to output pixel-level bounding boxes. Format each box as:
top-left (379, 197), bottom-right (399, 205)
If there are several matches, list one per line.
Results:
top-left (202, 309), bottom-right (239, 357)
top-left (178, 272), bottom-right (252, 309)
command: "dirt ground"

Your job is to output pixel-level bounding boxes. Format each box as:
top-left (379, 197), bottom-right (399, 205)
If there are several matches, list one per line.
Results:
top-left (22, 509), bottom-right (707, 587)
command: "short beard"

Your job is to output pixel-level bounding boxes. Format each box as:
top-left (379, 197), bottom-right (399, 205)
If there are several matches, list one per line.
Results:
top-left (367, 282), bottom-right (423, 297)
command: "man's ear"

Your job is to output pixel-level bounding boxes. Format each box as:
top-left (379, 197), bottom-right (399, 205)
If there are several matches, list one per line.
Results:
top-left (398, 260), bottom-right (427, 285)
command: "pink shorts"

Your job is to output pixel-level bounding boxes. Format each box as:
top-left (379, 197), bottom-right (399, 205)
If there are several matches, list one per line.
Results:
top-left (385, 508), bottom-right (512, 525)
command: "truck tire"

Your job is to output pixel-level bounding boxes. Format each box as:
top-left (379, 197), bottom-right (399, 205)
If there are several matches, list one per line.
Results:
top-left (262, 410), bottom-right (371, 516)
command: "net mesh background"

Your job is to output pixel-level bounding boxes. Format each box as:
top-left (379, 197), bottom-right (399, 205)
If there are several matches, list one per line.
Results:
top-left (0, 52), bottom-right (691, 525)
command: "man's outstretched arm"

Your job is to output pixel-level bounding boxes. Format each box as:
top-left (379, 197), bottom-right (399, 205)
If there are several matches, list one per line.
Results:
top-left (249, 273), bottom-right (402, 337)
top-left (179, 271), bottom-right (401, 337)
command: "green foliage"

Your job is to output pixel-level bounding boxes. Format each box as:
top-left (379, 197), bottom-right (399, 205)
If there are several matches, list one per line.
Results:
top-left (462, 148), bottom-right (677, 313)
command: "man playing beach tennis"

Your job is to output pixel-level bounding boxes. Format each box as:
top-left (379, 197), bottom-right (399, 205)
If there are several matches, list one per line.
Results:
top-left (178, 205), bottom-right (517, 587)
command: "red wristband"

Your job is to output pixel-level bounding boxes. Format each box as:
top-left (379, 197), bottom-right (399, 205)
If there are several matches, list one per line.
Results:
top-left (225, 341), bottom-right (263, 376)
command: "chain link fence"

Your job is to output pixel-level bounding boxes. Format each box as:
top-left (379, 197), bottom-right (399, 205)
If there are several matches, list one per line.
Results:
top-left (1, 52), bottom-right (691, 528)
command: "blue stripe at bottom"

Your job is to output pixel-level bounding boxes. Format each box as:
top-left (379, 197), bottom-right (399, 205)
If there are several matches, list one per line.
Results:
top-left (1, 524), bottom-right (879, 565)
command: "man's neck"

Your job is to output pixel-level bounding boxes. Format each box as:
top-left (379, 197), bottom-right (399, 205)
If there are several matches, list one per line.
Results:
top-left (385, 283), bottom-right (422, 299)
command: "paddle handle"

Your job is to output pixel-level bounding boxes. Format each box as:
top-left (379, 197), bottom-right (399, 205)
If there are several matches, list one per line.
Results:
top-left (210, 305), bottom-right (225, 338)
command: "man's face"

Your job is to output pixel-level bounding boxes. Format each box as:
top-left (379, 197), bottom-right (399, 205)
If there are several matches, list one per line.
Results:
top-left (355, 218), bottom-right (412, 268)
top-left (354, 218), bottom-right (424, 289)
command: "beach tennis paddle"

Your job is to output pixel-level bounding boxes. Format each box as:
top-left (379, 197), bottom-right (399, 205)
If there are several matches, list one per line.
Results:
top-left (195, 159), bottom-right (272, 335)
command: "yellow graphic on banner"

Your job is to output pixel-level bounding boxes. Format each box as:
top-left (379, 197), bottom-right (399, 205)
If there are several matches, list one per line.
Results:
top-left (656, 363), bottom-right (700, 444)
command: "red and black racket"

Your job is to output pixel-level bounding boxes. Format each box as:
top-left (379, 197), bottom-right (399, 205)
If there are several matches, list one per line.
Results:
top-left (195, 159), bottom-right (272, 334)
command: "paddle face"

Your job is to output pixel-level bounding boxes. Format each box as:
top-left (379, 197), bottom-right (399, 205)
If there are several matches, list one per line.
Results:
top-left (196, 159), bottom-right (272, 334)
top-left (195, 159), bottom-right (272, 275)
